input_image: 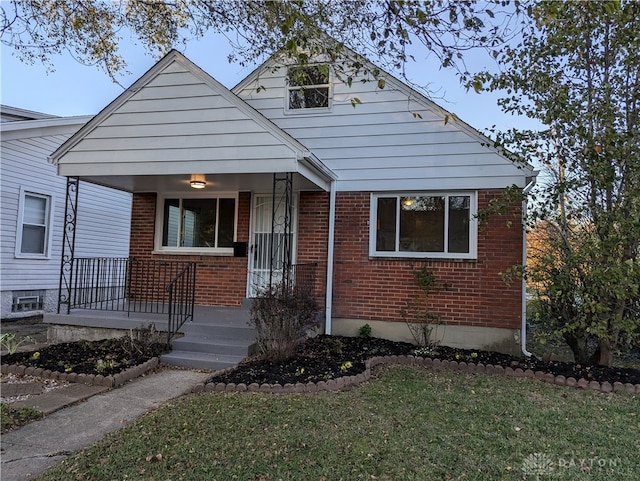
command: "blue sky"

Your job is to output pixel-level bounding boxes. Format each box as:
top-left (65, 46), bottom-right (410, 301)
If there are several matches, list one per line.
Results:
top-left (1, 31), bottom-right (534, 134)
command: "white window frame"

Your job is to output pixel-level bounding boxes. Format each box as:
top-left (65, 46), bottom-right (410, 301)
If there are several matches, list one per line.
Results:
top-left (369, 191), bottom-right (478, 260)
top-left (15, 188), bottom-right (54, 259)
top-left (285, 64), bottom-right (332, 113)
top-left (154, 191), bottom-right (239, 256)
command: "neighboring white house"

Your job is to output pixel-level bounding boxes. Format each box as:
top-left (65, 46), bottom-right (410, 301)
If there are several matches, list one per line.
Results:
top-left (0, 106), bottom-right (133, 319)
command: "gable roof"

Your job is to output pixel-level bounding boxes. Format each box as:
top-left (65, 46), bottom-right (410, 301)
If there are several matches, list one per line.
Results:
top-left (232, 47), bottom-right (535, 182)
top-left (50, 50), bottom-right (335, 191)
top-left (0, 105), bottom-right (58, 122)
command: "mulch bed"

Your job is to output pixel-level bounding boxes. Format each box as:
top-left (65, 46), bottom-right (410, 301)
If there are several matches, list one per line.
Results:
top-left (211, 335), bottom-right (640, 387)
top-left (2, 335), bottom-right (638, 391)
top-left (1, 339), bottom-right (166, 377)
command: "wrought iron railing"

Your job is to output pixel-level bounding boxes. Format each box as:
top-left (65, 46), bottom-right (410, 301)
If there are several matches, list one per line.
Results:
top-left (287, 262), bottom-right (318, 296)
top-left (70, 258), bottom-right (196, 337)
top-left (166, 262), bottom-right (197, 345)
top-left (65, 257), bottom-right (314, 344)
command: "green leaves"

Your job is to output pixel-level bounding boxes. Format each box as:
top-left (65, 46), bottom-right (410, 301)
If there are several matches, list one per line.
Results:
top-left (479, 1), bottom-right (640, 366)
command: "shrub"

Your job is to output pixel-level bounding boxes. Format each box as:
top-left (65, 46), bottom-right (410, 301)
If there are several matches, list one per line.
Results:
top-left (249, 283), bottom-right (319, 362)
top-left (119, 324), bottom-right (163, 359)
top-left (400, 266), bottom-right (447, 348)
top-left (358, 324), bottom-right (372, 338)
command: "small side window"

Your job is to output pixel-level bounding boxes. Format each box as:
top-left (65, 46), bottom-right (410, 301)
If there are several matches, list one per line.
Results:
top-left (16, 190), bottom-right (53, 258)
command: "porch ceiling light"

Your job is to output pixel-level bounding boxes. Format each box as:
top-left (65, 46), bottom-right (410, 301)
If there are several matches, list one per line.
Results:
top-left (190, 180), bottom-right (206, 189)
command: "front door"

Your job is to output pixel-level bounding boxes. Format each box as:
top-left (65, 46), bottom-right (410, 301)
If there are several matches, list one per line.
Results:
top-left (247, 193), bottom-right (297, 297)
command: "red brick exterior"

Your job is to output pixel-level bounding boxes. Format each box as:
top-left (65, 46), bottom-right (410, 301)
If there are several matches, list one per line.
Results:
top-left (331, 190), bottom-right (523, 330)
top-left (297, 191), bottom-right (330, 308)
top-left (128, 188), bottom-right (522, 328)
top-left (129, 192), bottom-right (251, 307)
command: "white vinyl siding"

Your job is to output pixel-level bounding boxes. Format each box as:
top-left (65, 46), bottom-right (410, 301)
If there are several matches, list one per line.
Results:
top-left (1, 119), bottom-right (132, 296)
top-left (235, 61), bottom-right (529, 192)
top-left (56, 59), bottom-right (304, 176)
top-left (369, 192), bottom-right (478, 260)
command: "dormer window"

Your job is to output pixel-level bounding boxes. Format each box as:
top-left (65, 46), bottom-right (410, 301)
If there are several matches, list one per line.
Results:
top-left (287, 65), bottom-right (330, 110)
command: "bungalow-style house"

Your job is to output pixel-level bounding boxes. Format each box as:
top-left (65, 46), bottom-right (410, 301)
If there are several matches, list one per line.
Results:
top-left (46, 50), bottom-right (535, 369)
top-left (0, 106), bottom-right (132, 320)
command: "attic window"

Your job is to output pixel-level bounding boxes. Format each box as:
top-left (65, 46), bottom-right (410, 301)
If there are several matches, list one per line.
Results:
top-left (287, 65), bottom-right (330, 110)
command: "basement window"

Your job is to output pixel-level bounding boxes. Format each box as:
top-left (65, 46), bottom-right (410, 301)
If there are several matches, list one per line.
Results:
top-left (12, 290), bottom-right (44, 312)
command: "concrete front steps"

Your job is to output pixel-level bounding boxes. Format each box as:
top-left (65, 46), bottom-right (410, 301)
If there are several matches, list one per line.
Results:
top-left (161, 321), bottom-right (256, 371)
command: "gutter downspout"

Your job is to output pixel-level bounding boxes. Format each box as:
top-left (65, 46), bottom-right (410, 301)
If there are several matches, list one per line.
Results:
top-left (325, 181), bottom-right (337, 335)
top-left (521, 177), bottom-right (537, 357)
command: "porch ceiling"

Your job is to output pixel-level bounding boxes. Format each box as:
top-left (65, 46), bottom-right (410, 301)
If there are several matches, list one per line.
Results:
top-left (79, 172), bottom-right (324, 194)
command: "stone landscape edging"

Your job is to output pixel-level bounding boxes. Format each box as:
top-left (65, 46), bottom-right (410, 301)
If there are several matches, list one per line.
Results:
top-left (192, 355), bottom-right (640, 395)
top-left (0, 357), bottom-right (159, 388)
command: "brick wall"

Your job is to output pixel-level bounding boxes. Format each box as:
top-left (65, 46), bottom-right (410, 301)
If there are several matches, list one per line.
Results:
top-left (129, 192), bottom-right (252, 306)
top-left (297, 191), bottom-right (330, 308)
top-left (129, 189), bottom-right (522, 328)
top-left (332, 190), bottom-right (523, 330)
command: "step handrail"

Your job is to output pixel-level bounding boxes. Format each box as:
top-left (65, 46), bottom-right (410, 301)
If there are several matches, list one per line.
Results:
top-left (166, 261), bottom-right (197, 346)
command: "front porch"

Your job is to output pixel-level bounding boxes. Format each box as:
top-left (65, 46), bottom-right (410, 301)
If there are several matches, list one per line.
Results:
top-left (45, 304), bottom-right (256, 370)
top-left (49, 255), bottom-right (319, 370)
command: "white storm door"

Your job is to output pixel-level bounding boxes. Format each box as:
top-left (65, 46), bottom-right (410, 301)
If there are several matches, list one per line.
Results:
top-left (247, 194), bottom-right (297, 297)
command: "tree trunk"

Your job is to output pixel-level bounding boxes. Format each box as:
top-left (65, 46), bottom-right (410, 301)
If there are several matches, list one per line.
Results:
top-left (598, 338), bottom-right (613, 367)
top-left (564, 332), bottom-right (600, 365)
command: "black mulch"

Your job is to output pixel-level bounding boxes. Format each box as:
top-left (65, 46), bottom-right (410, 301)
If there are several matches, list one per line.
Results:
top-left (211, 335), bottom-right (640, 386)
top-left (1, 339), bottom-right (166, 377)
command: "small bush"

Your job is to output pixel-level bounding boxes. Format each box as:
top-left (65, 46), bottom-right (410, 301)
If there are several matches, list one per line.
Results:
top-left (119, 324), bottom-right (163, 358)
top-left (358, 324), bottom-right (372, 338)
top-left (249, 283), bottom-right (319, 362)
top-left (400, 266), bottom-right (446, 348)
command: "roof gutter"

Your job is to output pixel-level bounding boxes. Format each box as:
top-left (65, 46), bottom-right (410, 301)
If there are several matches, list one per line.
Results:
top-left (521, 174), bottom-right (538, 357)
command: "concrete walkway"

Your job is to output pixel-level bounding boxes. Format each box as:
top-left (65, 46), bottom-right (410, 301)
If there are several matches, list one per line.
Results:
top-left (1, 368), bottom-right (212, 481)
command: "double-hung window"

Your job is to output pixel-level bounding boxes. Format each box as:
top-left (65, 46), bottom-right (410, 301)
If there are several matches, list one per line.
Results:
top-left (287, 65), bottom-right (330, 110)
top-left (370, 192), bottom-right (477, 259)
top-left (158, 194), bottom-right (237, 253)
top-left (16, 189), bottom-right (53, 258)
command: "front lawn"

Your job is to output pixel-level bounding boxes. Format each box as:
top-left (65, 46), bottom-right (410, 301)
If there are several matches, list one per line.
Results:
top-left (37, 366), bottom-right (639, 481)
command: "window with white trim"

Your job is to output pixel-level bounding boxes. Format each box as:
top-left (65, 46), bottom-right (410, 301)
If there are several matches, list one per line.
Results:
top-left (287, 65), bottom-right (330, 110)
top-left (370, 192), bottom-right (477, 259)
top-left (16, 190), bottom-right (53, 258)
top-left (157, 194), bottom-right (237, 253)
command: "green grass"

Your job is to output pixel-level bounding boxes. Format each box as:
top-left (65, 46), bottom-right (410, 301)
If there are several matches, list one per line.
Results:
top-left (1, 403), bottom-right (43, 433)
top-left (37, 367), bottom-right (639, 481)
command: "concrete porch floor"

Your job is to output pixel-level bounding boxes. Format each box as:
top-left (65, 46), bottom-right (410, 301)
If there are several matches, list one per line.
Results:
top-left (44, 304), bottom-right (252, 335)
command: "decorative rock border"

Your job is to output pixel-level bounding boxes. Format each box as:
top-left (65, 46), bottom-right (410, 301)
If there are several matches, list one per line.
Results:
top-left (192, 355), bottom-right (640, 395)
top-left (0, 357), bottom-right (160, 388)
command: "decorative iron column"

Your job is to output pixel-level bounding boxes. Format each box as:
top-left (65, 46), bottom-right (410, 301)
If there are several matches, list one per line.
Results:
top-left (57, 176), bottom-right (79, 314)
top-left (270, 172), bottom-right (294, 290)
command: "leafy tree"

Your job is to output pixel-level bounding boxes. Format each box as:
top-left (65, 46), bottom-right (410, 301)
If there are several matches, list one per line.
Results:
top-left (484, 1), bottom-right (639, 366)
top-left (1, 0), bottom-right (516, 87)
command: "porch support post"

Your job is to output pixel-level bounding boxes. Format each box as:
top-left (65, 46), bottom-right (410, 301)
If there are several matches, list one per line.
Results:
top-left (270, 172), bottom-right (293, 290)
top-left (57, 176), bottom-right (79, 314)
